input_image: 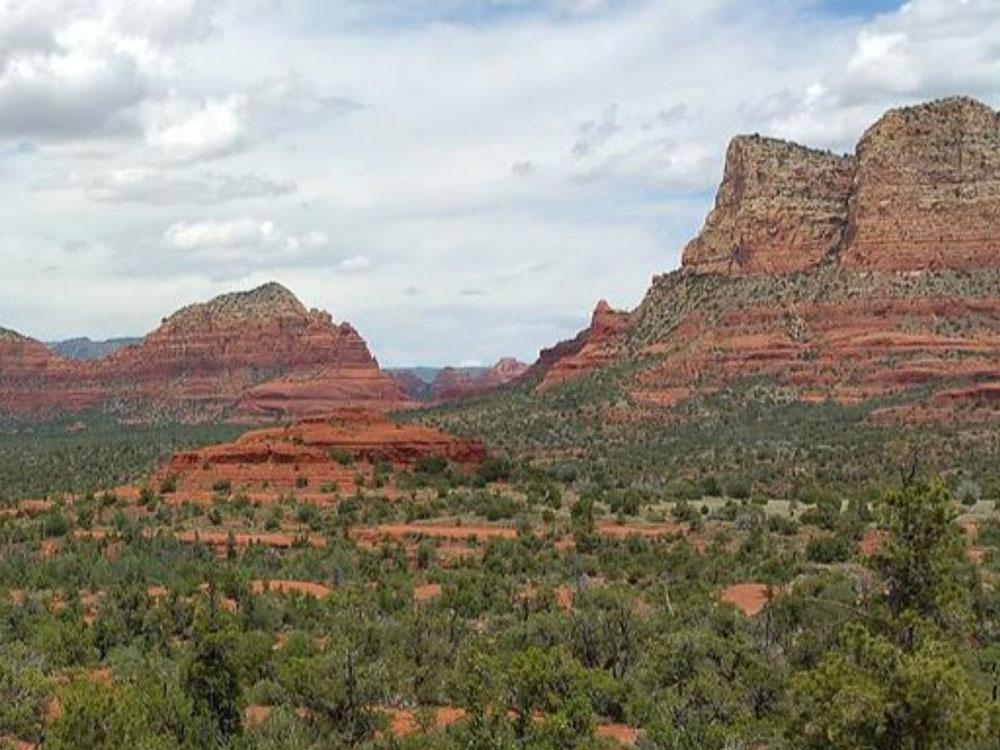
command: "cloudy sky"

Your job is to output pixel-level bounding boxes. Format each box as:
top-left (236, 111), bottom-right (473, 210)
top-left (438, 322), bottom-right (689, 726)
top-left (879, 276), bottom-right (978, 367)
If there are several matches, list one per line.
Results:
top-left (1, 0), bottom-right (998, 365)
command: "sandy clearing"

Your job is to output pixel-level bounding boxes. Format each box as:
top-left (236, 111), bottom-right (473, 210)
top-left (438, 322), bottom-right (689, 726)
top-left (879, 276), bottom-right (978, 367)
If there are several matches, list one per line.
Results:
top-left (718, 583), bottom-right (771, 617)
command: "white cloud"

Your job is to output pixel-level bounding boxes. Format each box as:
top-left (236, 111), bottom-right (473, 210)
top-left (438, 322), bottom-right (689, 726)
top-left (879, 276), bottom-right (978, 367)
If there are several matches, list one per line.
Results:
top-left (338, 255), bottom-right (373, 272)
top-left (161, 218), bottom-right (330, 276)
top-left (4, 0), bottom-right (1000, 365)
top-left (0, 0), bottom-right (214, 140)
top-left (763, 0), bottom-right (1000, 148)
top-left (145, 95), bottom-right (246, 161)
top-left (165, 218), bottom-right (274, 250)
top-left (83, 167), bottom-right (295, 204)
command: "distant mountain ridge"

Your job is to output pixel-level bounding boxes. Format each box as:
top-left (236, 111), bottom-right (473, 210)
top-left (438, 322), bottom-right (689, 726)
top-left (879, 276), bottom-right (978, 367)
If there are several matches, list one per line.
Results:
top-left (390, 358), bottom-right (529, 402)
top-left (47, 337), bottom-right (142, 361)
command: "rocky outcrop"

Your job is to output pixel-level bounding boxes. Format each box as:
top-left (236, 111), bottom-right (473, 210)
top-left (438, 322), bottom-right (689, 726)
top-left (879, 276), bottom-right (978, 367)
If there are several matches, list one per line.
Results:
top-left (533, 98), bottom-right (1000, 422)
top-left (0, 283), bottom-right (409, 420)
top-left (842, 97), bottom-right (1000, 272)
top-left (430, 358), bottom-right (529, 402)
top-left (156, 408), bottom-right (485, 499)
top-left (683, 97), bottom-right (1000, 276)
top-left (627, 268), bottom-right (1000, 413)
top-left (536, 301), bottom-right (630, 389)
top-left (682, 136), bottom-right (854, 275)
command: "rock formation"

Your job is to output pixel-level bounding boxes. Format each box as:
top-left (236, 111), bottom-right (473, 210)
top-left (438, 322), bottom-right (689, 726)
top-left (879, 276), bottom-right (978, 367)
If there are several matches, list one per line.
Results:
top-left (0, 283), bottom-right (409, 420)
top-left (537, 301), bottom-right (630, 389)
top-left (681, 136), bottom-right (854, 275)
top-left (532, 97), bottom-right (1000, 421)
top-left (154, 408), bottom-right (485, 499)
top-left (682, 96), bottom-right (1000, 276)
top-left (429, 358), bottom-right (529, 402)
top-left (842, 97), bottom-right (1000, 272)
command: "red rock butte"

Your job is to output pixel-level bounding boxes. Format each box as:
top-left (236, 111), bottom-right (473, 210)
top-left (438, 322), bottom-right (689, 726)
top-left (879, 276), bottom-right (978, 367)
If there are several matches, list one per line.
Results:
top-left (682, 96), bottom-right (1000, 276)
top-left (527, 97), bottom-right (1000, 419)
top-left (0, 283), bottom-right (410, 420)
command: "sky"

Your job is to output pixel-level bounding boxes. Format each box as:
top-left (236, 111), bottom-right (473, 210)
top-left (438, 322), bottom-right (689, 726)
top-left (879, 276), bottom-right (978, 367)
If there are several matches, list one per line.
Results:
top-left (1, 0), bottom-right (999, 366)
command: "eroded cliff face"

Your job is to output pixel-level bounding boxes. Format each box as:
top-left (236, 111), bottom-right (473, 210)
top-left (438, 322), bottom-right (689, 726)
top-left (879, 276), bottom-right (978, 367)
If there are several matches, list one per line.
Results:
top-left (533, 97), bottom-right (1000, 421)
top-left (681, 136), bottom-right (854, 275)
top-left (842, 97), bottom-right (1000, 272)
top-left (0, 284), bottom-right (409, 420)
top-left (537, 300), bottom-right (630, 389)
top-left (682, 96), bottom-right (1000, 276)
top-left (390, 359), bottom-right (530, 404)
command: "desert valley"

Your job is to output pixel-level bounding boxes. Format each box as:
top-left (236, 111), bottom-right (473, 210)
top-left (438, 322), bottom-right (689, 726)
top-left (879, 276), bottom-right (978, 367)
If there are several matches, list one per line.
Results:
top-left (3, 95), bottom-right (1000, 749)
top-left (4, 2), bottom-right (1000, 748)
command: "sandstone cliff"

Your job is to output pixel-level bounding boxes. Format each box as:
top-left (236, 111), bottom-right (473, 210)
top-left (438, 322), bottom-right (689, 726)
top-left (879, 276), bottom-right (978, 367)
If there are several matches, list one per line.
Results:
top-left (430, 358), bottom-right (529, 402)
top-left (842, 97), bottom-right (1000, 272)
top-left (533, 97), bottom-right (1000, 421)
top-left (681, 136), bottom-right (854, 275)
top-left (682, 96), bottom-right (1000, 276)
top-left (538, 301), bottom-right (630, 389)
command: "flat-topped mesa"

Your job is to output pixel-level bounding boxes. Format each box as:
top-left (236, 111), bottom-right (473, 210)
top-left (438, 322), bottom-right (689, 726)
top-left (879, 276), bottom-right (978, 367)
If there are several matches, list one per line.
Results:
top-left (681, 135), bottom-right (855, 275)
top-left (842, 96), bottom-right (1000, 272)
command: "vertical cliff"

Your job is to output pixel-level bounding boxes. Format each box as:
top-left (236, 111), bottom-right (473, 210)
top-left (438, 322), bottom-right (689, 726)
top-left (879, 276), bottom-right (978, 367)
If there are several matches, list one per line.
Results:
top-left (681, 136), bottom-right (855, 275)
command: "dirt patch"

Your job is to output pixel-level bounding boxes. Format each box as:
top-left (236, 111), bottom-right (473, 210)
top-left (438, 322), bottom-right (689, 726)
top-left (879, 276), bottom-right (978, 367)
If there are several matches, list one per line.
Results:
top-left (596, 723), bottom-right (639, 746)
top-left (384, 706), bottom-right (467, 737)
top-left (250, 580), bottom-right (333, 598)
top-left (718, 583), bottom-right (771, 617)
top-left (414, 583), bottom-right (443, 602)
top-left (173, 530), bottom-right (328, 549)
top-left (859, 528), bottom-right (887, 557)
top-left (553, 586), bottom-right (574, 611)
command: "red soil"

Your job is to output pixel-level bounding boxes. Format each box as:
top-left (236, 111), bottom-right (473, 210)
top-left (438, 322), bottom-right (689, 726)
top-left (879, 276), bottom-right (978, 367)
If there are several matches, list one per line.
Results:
top-left (414, 583), bottom-right (443, 602)
top-left (859, 528), bottom-right (887, 557)
top-left (718, 583), bottom-right (771, 617)
top-left (382, 706), bottom-right (636, 746)
top-left (385, 706), bottom-right (468, 736)
top-left (553, 586), bottom-right (574, 611)
top-left (249, 580), bottom-right (332, 598)
top-left (73, 528), bottom-right (328, 549)
top-left (596, 723), bottom-right (640, 746)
